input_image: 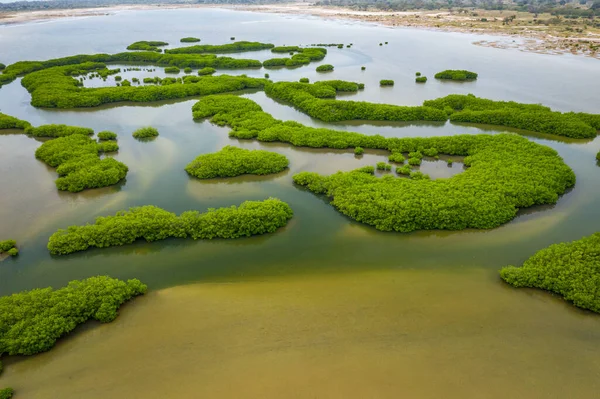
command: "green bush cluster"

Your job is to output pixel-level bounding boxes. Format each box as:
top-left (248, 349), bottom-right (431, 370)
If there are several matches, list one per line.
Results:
top-left (0, 276), bottom-right (147, 355)
top-left (126, 41), bottom-right (169, 52)
top-left (25, 124), bottom-right (93, 138)
top-left (164, 66), bottom-right (181, 74)
top-left (316, 64), bottom-right (334, 72)
top-left (380, 79), bottom-right (394, 86)
top-left (184, 67), bottom-right (192, 74)
top-left (0, 112), bottom-right (31, 130)
top-left (185, 146), bottom-right (289, 179)
top-left (264, 48), bottom-right (327, 68)
top-left (434, 70), bottom-right (478, 80)
top-left (0, 63), bottom-right (5, 70)
top-left (271, 46), bottom-right (300, 53)
top-left (97, 130), bottom-right (117, 140)
top-left (180, 37), bottom-right (201, 43)
top-left (500, 232), bottom-right (600, 313)
top-left (376, 162), bottom-right (391, 171)
top-left (35, 135), bottom-right (128, 192)
top-left (190, 95), bottom-right (574, 233)
top-left (166, 41), bottom-right (274, 54)
top-left (132, 126), bottom-right (159, 139)
top-left (354, 147), bottom-right (364, 155)
top-left (47, 198), bottom-right (293, 255)
top-left (0, 240), bottom-right (17, 257)
top-left (21, 62), bottom-right (266, 108)
top-left (265, 81), bottom-right (447, 123)
top-left (0, 388), bottom-right (13, 399)
top-left (388, 152), bottom-right (405, 163)
top-left (198, 67), bottom-right (216, 76)
top-left (416, 76), bottom-right (427, 83)
top-left (299, 78), bottom-right (309, 83)
top-left (424, 94), bottom-right (599, 139)
top-left (396, 165), bottom-right (411, 175)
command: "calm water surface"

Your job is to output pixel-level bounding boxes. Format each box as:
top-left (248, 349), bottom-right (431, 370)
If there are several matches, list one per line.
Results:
top-left (0, 8), bottom-right (599, 398)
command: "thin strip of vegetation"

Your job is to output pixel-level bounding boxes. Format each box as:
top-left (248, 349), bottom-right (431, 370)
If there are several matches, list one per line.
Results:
top-left (166, 41), bottom-right (274, 54)
top-left (180, 37), bottom-right (201, 43)
top-left (185, 146), bottom-right (289, 179)
top-left (500, 233), bottom-right (600, 313)
top-left (0, 276), bottom-right (147, 356)
top-left (25, 124), bottom-right (93, 137)
top-left (0, 113), bottom-right (30, 130)
top-left (126, 41), bottom-right (168, 52)
top-left (47, 198), bottom-right (293, 255)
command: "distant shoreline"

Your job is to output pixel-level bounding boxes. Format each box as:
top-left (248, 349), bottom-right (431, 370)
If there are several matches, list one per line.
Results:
top-left (0, 3), bottom-right (598, 59)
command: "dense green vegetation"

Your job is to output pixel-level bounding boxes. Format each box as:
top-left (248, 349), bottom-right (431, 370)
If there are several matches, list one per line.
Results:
top-left (501, 233), bottom-right (600, 313)
top-left (35, 135), bottom-right (128, 192)
top-left (185, 146), bottom-right (289, 179)
top-left (434, 70), bottom-right (478, 80)
top-left (164, 66), bottom-right (181, 73)
top-left (271, 46), bottom-right (301, 53)
top-left (376, 162), bottom-right (392, 171)
top-left (20, 62), bottom-right (266, 108)
top-left (0, 276), bottom-right (146, 356)
top-left (198, 67), bottom-right (216, 75)
top-left (166, 41), bottom-right (274, 54)
top-left (263, 48), bottom-right (327, 68)
top-left (191, 94), bottom-right (574, 232)
top-left (25, 124), bottom-right (93, 137)
top-left (0, 240), bottom-right (17, 257)
top-left (0, 63), bottom-right (5, 71)
top-left (180, 37), bottom-right (201, 43)
top-left (597, 150), bottom-right (600, 161)
top-left (416, 76), bottom-right (427, 83)
top-left (47, 198), bottom-right (293, 255)
top-left (132, 126), bottom-right (159, 139)
top-left (380, 79), bottom-right (394, 86)
top-left (354, 147), bottom-right (364, 155)
top-left (0, 388), bottom-right (13, 399)
top-left (425, 94), bottom-right (599, 139)
top-left (316, 64), bottom-right (334, 72)
top-left (97, 130), bottom-right (117, 140)
top-left (265, 81), bottom-right (447, 123)
top-left (126, 41), bottom-right (168, 52)
top-left (0, 113), bottom-right (30, 130)
top-left (299, 78), bottom-right (309, 83)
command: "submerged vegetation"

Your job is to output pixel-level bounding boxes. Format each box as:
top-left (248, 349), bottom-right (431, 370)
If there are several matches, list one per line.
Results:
top-left (434, 70), bottom-right (478, 80)
top-left (166, 41), bottom-right (274, 54)
top-left (132, 126), bottom-right (159, 139)
top-left (47, 198), bottom-right (293, 255)
top-left (35, 134), bottom-right (127, 192)
top-left (126, 41), bottom-right (169, 52)
top-left (501, 233), bottom-right (600, 313)
top-left (185, 146), bottom-right (289, 179)
top-left (0, 276), bottom-right (147, 356)
top-left (0, 113), bottom-right (30, 130)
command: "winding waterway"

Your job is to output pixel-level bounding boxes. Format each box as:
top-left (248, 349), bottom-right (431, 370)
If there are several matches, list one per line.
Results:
top-left (0, 8), bottom-right (599, 398)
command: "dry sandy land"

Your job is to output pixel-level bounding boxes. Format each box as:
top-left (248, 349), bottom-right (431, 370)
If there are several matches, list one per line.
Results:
top-left (0, 2), bottom-right (598, 59)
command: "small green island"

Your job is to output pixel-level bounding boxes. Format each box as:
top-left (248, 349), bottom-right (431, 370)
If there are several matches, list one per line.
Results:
top-left (97, 130), bottom-right (117, 140)
top-left (434, 70), bottom-right (478, 80)
top-left (0, 240), bottom-right (18, 256)
top-left (0, 113), bottom-right (31, 130)
top-left (380, 79), bottom-right (394, 86)
top-left (416, 76), bottom-right (427, 83)
top-left (126, 41), bottom-right (169, 52)
top-left (180, 37), bottom-right (201, 43)
top-left (316, 64), bottom-right (334, 72)
top-left (132, 126), bottom-right (159, 139)
top-left (185, 146), bottom-right (289, 179)
top-left (501, 232), bottom-right (600, 313)
top-left (47, 198), bottom-right (293, 255)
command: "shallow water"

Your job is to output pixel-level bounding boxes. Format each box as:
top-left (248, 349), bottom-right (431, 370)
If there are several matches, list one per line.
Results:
top-left (0, 8), bottom-right (599, 397)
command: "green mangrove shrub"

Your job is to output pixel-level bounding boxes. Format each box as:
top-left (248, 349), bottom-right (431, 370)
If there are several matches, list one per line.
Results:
top-left (185, 146), bottom-right (289, 179)
top-left (316, 64), bottom-right (334, 72)
top-left (184, 67), bottom-right (192, 74)
top-left (354, 147), bottom-right (364, 155)
top-left (97, 141), bottom-right (119, 153)
top-left (380, 80), bottom-right (394, 86)
top-left (361, 66), bottom-right (366, 70)
top-left (597, 151), bottom-right (600, 161)
top-left (416, 76), bottom-right (427, 83)
top-left (434, 70), bottom-right (478, 80)
top-left (126, 41), bottom-right (168, 52)
top-left (0, 240), bottom-right (17, 256)
top-left (500, 232), bottom-right (600, 313)
top-left (47, 198), bottom-right (293, 255)
top-left (198, 67), bottom-right (216, 76)
top-left (166, 41), bottom-right (273, 54)
top-left (180, 37), bottom-right (201, 43)
top-left (132, 126), bottom-right (159, 139)
top-left (271, 46), bottom-right (300, 53)
top-left (299, 77), bottom-right (309, 83)
top-left (376, 162), bottom-right (391, 171)
top-left (35, 135), bottom-right (128, 192)
top-left (0, 63), bottom-right (5, 70)
top-left (164, 66), bottom-right (180, 74)
top-left (25, 124), bottom-right (93, 138)
top-left (416, 72), bottom-right (421, 76)
top-left (0, 276), bottom-right (147, 355)
top-left (388, 152), bottom-right (405, 163)
top-left (97, 131), bottom-right (117, 140)
top-left (114, 75), bottom-right (122, 81)
top-left (0, 113), bottom-right (30, 130)
top-left (396, 165), bottom-right (411, 175)
top-left (0, 388), bottom-right (14, 399)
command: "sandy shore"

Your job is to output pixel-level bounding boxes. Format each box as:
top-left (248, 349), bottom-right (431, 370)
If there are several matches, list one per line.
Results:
top-left (0, 3), bottom-right (598, 59)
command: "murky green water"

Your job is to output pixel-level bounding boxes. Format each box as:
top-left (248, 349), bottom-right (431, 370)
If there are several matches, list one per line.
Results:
top-left (0, 8), bottom-right (599, 397)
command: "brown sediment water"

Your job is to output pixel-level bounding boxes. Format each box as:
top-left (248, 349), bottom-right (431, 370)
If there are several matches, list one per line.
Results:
top-left (2, 269), bottom-right (600, 398)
